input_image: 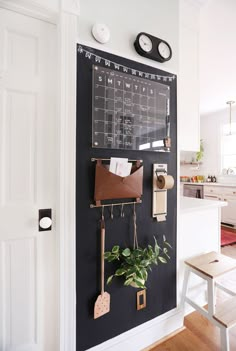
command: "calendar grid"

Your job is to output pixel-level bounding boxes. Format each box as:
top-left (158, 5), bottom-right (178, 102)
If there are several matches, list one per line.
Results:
top-left (93, 65), bottom-right (170, 151)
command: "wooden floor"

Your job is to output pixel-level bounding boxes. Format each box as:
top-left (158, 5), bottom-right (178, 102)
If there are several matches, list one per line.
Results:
top-left (149, 244), bottom-right (236, 351)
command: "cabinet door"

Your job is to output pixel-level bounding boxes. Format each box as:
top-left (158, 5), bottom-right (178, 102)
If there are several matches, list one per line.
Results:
top-left (204, 195), bottom-right (220, 201)
top-left (221, 197), bottom-right (236, 226)
top-left (220, 187), bottom-right (236, 196)
top-left (204, 185), bottom-right (221, 196)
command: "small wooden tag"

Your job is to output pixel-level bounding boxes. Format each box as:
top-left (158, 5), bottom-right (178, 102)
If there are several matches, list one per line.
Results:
top-left (137, 289), bottom-right (146, 310)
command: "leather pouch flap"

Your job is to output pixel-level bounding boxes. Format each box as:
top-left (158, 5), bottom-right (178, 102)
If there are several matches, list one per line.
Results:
top-left (94, 163), bottom-right (143, 201)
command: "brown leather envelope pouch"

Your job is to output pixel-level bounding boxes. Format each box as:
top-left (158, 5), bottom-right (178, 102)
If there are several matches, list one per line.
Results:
top-left (94, 161), bottom-right (143, 203)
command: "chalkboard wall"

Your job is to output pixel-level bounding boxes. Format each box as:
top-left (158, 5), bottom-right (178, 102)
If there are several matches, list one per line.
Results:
top-left (76, 44), bottom-right (177, 351)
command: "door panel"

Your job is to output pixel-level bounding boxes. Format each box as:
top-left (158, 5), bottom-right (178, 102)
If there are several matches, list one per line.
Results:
top-left (0, 8), bottom-right (58, 351)
top-left (7, 30), bottom-right (38, 75)
top-left (5, 90), bottom-right (36, 204)
top-left (4, 238), bottom-right (37, 348)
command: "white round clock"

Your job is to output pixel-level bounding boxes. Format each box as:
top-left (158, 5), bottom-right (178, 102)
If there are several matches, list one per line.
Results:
top-left (158, 41), bottom-right (171, 60)
top-left (92, 23), bottom-right (110, 44)
top-left (138, 34), bottom-right (153, 53)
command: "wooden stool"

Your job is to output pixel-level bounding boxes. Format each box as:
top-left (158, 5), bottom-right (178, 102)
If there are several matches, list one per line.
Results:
top-left (181, 251), bottom-right (236, 351)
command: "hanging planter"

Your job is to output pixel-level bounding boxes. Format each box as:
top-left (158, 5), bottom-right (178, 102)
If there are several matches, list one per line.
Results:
top-left (195, 139), bottom-right (204, 163)
top-left (104, 236), bottom-right (171, 289)
top-left (104, 204), bottom-right (171, 289)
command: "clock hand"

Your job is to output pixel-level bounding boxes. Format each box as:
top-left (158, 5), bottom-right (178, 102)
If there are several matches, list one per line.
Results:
top-left (141, 38), bottom-right (146, 45)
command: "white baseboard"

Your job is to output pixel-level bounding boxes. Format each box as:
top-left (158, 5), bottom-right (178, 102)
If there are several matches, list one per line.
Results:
top-left (86, 308), bottom-right (184, 351)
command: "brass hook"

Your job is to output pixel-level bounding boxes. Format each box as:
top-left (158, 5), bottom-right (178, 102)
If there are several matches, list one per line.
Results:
top-left (133, 202), bottom-right (137, 223)
top-left (110, 204), bottom-right (114, 220)
top-left (121, 203), bottom-right (125, 218)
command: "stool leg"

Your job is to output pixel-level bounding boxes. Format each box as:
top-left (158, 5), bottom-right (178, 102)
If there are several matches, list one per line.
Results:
top-left (207, 278), bottom-right (216, 316)
top-left (181, 267), bottom-right (190, 310)
top-left (220, 327), bottom-right (229, 351)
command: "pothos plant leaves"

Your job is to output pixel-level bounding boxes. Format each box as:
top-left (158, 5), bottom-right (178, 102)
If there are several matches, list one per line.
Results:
top-left (104, 236), bottom-right (171, 289)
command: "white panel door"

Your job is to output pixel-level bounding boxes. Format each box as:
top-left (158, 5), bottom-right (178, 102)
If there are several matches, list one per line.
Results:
top-left (0, 8), bottom-right (58, 351)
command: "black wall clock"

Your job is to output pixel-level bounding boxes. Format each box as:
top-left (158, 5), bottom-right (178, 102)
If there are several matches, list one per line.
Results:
top-left (134, 32), bottom-right (172, 63)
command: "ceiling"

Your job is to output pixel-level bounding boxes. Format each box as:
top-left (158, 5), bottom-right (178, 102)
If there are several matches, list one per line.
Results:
top-left (199, 0), bottom-right (236, 115)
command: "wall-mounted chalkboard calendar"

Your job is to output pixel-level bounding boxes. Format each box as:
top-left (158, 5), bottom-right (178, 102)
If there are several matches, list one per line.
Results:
top-left (92, 65), bottom-right (171, 152)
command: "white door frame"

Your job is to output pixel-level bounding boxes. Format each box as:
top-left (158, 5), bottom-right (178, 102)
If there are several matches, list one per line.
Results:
top-left (58, 9), bottom-right (77, 351)
top-left (0, 1), bottom-right (77, 351)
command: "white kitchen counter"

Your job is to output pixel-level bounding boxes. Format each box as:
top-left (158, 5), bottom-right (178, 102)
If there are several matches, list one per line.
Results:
top-left (180, 196), bottom-right (227, 213)
top-left (178, 196), bottom-right (226, 314)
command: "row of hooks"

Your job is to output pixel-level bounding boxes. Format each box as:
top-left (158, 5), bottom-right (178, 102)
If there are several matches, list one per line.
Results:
top-left (94, 201), bottom-right (142, 219)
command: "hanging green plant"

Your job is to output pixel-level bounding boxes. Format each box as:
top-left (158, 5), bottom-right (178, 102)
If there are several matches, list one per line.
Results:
top-left (104, 236), bottom-right (171, 289)
top-left (196, 139), bottom-right (204, 162)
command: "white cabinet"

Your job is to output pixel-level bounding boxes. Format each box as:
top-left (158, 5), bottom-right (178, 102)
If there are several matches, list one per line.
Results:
top-left (204, 185), bottom-right (236, 226)
top-left (204, 185), bottom-right (221, 201)
top-left (178, 0), bottom-right (200, 151)
top-left (221, 197), bottom-right (236, 226)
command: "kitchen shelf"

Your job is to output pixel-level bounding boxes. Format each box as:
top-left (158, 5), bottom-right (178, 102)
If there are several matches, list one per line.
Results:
top-left (180, 161), bottom-right (202, 166)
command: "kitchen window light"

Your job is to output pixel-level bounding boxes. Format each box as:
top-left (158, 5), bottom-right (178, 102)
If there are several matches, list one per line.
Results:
top-left (221, 123), bottom-right (236, 171)
top-left (221, 101), bottom-right (236, 172)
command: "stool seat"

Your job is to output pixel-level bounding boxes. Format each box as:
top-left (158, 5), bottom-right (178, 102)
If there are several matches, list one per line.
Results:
top-left (213, 296), bottom-right (236, 328)
top-left (182, 251), bottom-right (236, 351)
top-left (185, 251), bottom-right (236, 278)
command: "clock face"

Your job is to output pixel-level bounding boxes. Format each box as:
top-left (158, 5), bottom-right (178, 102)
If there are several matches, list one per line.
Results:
top-left (158, 41), bottom-right (171, 59)
top-left (139, 34), bottom-right (153, 53)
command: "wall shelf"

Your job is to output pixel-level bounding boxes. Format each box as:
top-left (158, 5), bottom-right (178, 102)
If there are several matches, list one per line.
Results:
top-left (180, 161), bottom-right (202, 166)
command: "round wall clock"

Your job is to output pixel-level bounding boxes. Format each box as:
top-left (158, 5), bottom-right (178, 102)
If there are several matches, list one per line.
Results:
top-left (158, 41), bottom-right (172, 60)
top-left (134, 32), bottom-right (172, 63)
top-left (138, 34), bottom-right (153, 53)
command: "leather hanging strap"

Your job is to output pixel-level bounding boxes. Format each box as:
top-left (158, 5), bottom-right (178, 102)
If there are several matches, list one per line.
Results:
top-left (133, 203), bottom-right (139, 249)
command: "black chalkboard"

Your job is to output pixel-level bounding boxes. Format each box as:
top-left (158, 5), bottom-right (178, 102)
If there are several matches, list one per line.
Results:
top-left (76, 44), bottom-right (177, 351)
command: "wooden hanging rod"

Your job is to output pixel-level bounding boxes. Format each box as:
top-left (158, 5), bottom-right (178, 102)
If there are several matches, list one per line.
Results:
top-left (90, 200), bottom-right (142, 208)
top-left (91, 158), bottom-right (143, 163)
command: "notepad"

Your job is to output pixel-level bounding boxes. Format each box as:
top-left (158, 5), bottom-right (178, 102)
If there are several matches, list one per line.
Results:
top-left (109, 157), bottom-right (132, 177)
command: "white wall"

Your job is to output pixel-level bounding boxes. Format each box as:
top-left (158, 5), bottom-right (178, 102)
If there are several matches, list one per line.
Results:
top-left (178, 0), bottom-right (200, 152)
top-left (198, 0), bottom-right (236, 177)
top-left (36, 0), bottom-right (59, 11)
top-left (200, 0), bottom-right (236, 114)
top-left (180, 104), bottom-right (236, 179)
top-left (20, 0), bottom-right (59, 12)
top-left (199, 106), bottom-right (235, 178)
top-left (77, 0), bottom-right (179, 74)
top-left (180, 153), bottom-right (203, 178)
top-left (180, 106), bottom-right (231, 178)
